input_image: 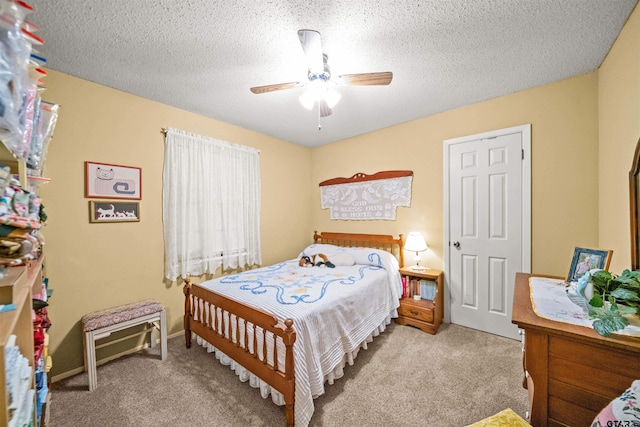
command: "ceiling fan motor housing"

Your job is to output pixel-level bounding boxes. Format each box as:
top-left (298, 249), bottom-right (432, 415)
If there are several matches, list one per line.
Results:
top-left (308, 54), bottom-right (331, 82)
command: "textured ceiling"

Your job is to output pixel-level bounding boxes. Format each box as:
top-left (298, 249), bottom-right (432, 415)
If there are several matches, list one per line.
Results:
top-left (29, 0), bottom-right (638, 147)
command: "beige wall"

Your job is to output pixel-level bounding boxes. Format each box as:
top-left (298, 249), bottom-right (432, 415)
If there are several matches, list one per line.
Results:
top-left (598, 4), bottom-right (640, 274)
top-left (311, 72), bottom-right (600, 276)
top-left (40, 70), bottom-right (312, 377)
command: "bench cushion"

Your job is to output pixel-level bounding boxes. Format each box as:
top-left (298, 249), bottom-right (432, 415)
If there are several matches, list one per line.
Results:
top-left (82, 300), bottom-right (164, 332)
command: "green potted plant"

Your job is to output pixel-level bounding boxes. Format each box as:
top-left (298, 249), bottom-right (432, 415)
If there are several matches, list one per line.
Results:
top-left (583, 270), bottom-right (640, 337)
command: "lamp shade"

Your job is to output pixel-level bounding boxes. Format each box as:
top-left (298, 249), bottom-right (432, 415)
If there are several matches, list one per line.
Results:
top-left (404, 232), bottom-right (428, 252)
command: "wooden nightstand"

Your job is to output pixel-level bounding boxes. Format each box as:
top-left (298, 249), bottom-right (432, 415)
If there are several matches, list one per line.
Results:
top-left (396, 268), bottom-right (444, 334)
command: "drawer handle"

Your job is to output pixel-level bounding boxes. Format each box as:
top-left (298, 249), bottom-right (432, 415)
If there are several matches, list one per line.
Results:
top-left (410, 310), bottom-right (419, 316)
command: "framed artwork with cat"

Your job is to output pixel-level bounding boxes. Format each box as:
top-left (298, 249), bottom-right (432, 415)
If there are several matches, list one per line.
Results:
top-left (89, 201), bottom-right (140, 223)
top-left (85, 161), bottom-right (142, 200)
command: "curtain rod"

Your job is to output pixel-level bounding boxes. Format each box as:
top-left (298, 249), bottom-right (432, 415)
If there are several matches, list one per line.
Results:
top-left (159, 127), bottom-right (261, 154)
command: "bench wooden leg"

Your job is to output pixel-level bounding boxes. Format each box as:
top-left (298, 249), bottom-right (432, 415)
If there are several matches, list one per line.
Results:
top-left (160, 309), bottom-right (167, 361)
top-left (149, 311), bottom-right (167, 360)
top-left (150, 321), bottom-right (158, 350)
top-left (84, 330), bottom-right (98, 391)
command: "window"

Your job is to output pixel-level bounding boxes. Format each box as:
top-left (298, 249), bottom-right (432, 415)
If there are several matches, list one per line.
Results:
top-left (162, 128), bottom-right (261, 280)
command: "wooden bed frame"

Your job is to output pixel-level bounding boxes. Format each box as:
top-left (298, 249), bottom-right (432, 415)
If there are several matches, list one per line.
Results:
top-left (183, 231), bottom-right (404, 426)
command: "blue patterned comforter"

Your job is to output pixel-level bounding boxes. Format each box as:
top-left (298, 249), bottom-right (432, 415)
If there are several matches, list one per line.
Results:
top-left (197, 244), bottom-right (402, 426)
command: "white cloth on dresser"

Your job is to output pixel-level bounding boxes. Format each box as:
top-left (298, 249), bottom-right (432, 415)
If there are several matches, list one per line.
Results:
top-left (529, 276), bottom-right (640, 336)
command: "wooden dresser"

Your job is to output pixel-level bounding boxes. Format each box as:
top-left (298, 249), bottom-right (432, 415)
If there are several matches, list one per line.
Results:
top-left (511, 272), bottom-right (640, 427)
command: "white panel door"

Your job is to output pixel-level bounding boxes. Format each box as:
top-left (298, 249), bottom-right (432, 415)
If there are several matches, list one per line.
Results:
top-left (447, 131), bottom-right (524, 340)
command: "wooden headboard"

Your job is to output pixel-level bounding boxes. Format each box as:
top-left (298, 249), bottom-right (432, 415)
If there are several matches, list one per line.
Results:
top-left (313, 230), bottom-right (404, 268)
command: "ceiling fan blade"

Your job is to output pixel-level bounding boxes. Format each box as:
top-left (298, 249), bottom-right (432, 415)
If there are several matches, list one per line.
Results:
top-left (298, 29), bottom-right (324, 75)
top-left (250, 81), bottom-right (302, 94)
top-left (338, 72), bottom-right (393, 86)
top-left (319, 99), bottom-right (332, 117)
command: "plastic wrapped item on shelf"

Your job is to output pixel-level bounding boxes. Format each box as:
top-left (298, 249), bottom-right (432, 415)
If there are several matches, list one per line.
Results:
top-left (19, 83), bottom-right (37, 159)
top-left (0, 162), bottom-right (10, 191)
top-left (21, 84), bottom-right (36, 150)
top-left (0, 0), bottom-right (40, 161)
top-left (0, 16), bottom-right (24, 149)
top-left (27, 101), bottom-right (58, 173)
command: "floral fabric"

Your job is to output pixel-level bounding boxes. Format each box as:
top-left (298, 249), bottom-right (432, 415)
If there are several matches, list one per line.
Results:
top-left (81, 300), bottom-right (164, 332)
top-left (592, 380), bottom-right (640, 427)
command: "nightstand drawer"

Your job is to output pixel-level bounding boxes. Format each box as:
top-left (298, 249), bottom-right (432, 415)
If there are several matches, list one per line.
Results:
top-left (398, 303), bottom-right (433, 323)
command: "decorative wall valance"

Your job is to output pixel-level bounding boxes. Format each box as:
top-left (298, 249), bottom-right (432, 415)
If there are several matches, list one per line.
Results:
top-left (319, 170), bottom-right (413, 220)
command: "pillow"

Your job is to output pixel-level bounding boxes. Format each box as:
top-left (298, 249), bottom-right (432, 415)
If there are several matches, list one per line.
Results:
top-left (349, 247), bottom-right (399, 269)
top-left (298, 243), bottom-right (346, 258)
top-left (591, 380), bottom-right (640, 427)
top-left (327, 252), bottom-right (355, 266)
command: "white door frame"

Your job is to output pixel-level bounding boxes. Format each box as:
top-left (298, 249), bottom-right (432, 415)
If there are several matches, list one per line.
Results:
top-left (443, 124), bottom-right (532, 324)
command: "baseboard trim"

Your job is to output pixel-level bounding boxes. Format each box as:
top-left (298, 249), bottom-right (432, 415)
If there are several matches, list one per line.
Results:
top-left (50, 330), bottom-right (184, 383)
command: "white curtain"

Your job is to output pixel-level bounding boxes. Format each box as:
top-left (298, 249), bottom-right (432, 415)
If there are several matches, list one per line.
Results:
top-left (163, 128), bottom-right (261, 280)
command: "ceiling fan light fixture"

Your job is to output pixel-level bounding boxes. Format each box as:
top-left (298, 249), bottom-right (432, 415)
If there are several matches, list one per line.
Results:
top-left (298, 80), bottom-right (341, 110)
top-left (324, 88), bottom-right (341, 108)
top-left (299, 90), bottom-right (316, 110)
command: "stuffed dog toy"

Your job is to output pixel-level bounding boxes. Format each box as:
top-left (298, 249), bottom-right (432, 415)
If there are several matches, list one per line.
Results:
top-left (299, 253), bottom-right (335, 268)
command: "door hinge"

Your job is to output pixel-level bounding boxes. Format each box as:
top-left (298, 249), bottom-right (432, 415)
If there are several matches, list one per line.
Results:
top-left (522, 149), bottom-right (524, 160)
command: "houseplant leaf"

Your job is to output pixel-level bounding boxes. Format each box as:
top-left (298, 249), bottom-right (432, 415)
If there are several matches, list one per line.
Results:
top-left (592, 314), bottom-right (629, 337)
top-left (591, 270), bottom-right (613, 293)
top-left (611, 287), bottom-right (640, 301)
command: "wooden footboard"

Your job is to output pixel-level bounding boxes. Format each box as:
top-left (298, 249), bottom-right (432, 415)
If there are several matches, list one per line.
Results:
top-left (183, 278), bottom-right (297, 426)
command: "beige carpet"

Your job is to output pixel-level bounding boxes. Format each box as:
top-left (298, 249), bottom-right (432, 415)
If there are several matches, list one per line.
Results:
top-left (48, 322), bottom-right (528, 426)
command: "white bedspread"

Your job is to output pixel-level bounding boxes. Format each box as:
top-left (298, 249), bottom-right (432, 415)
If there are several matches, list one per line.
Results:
top-left (194, 245), bottom-right (402, 426)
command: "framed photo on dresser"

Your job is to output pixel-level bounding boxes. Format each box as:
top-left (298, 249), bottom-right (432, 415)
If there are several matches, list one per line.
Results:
top-left (567, 247), bottom-right (613, 282)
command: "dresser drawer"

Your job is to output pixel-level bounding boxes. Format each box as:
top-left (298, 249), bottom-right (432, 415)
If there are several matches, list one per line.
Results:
top-left (398, 302), bottom-right (434, 323)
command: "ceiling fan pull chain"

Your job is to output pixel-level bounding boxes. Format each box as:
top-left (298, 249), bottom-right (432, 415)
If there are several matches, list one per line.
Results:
top-left (317, 102), bottom-right (322, 130)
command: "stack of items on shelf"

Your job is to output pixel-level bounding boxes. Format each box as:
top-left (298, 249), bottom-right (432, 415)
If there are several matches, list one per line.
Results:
top-left (0, 0), bottom-right (59, 179)
top-left (4, 334), bottom-right (34, 427)
top-left (32, 279), bottom-right (51, 425)
top-left (0, 0), bottom-right (58, 270)
top-left (0, 172), bottom-right (44, 268)
top-left (0, 1), bottom-right (57, 426)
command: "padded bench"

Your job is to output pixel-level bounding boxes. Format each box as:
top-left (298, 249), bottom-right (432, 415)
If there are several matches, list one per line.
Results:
top-left (81, 299), bottom-right (167, 391)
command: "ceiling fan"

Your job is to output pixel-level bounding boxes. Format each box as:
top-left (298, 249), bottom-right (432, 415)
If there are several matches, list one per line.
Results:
top-left (250, 29), bottom-right (393, 119)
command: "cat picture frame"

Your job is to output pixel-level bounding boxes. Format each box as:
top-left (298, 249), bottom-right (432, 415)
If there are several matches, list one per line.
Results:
top-left (89, 201), bottom-right (140, 223)
top-left (85, 161), bottom-right (142, 200)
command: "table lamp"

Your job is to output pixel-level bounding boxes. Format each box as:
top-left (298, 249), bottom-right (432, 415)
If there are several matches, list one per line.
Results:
top-left (404, 232), bottom-right (428, 271)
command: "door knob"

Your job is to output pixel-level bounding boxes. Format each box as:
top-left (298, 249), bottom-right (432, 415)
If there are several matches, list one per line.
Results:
top-left (453, 241), bottom-right (460, 249)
